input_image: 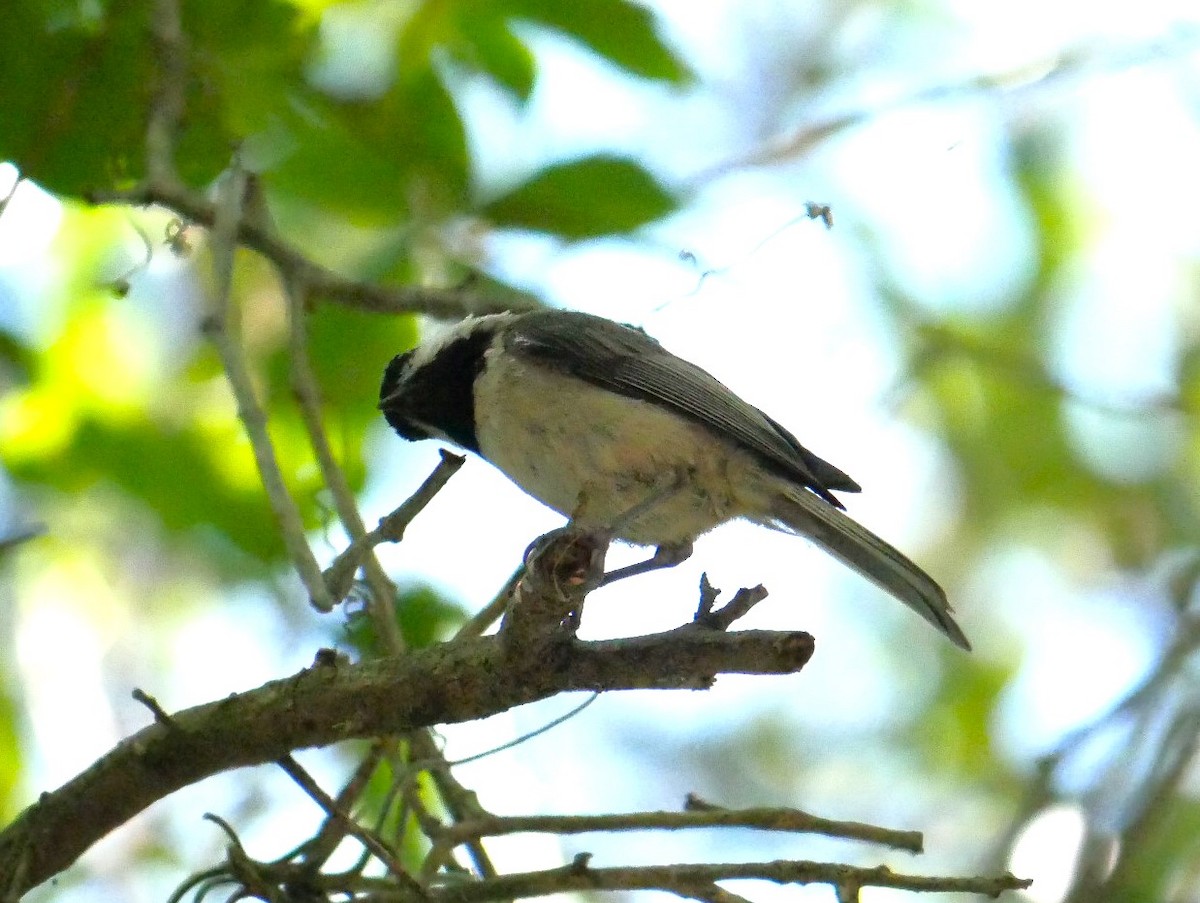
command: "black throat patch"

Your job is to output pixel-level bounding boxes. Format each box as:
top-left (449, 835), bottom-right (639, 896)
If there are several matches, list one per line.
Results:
top-left (379, 326), bottom-right (496, 453)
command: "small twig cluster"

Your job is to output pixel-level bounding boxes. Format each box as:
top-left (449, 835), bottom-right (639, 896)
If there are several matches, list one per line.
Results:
top-left (168, 783), bottom-right (1031, 903)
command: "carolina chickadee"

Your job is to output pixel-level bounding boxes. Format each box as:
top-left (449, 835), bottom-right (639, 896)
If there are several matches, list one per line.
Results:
top-left (379, 309), bottom-right (969, 650)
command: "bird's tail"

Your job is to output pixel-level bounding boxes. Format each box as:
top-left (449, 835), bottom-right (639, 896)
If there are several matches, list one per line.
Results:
top-left (771, 490), bottom-right (971, 650)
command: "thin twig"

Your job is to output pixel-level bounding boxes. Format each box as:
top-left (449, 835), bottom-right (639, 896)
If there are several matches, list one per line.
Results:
top-left (695, 573), bottom-right (720, 620)
top-left (145, 0), bottom-right (187, 185)
top-left (287, 273), bottom-right (406, 638)
top-left (0, 524), bottom-right (47, 554)
top-left (86, 183), bottom-right (528, 319)
top-left (131, 688), bottom-right (175, 727)
top-left (298, 742), bottom-right (388, 871)
top-left (680, 883), bottom-right (755, 903)
top-left (434, 803), bottom-right (923, 854)
top-left (201, 161), bottom-right (333, 611)
top-left (322, 451), bottom-right (465, 604)
top-left (276, 754), bottom-right (415, 883)
top-left (285, 274), bottom-right (496, 879)
top-left (445, 694), bottom-right (600, 767)
top-left (689, 30), bottom-right (1200, 186)
top-left (421, 858), bottom-right (1031, 902)
top-left (694, 585), bottom-right (769, 631)
top-left (454, 567), bottom-right (522, 639)
top-left (418, 742), bottom-right (500, 880)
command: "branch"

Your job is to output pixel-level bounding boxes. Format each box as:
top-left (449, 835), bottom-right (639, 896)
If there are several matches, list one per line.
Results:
top-left (296, 741), bottom-right (387, 871)
top-left (85, 182), bottom-right (532, 319)
top-left (0, 626), bottom-right (813, 894)
top-left (0, 524), bottom-right (46, 554)
top-left (199, 163), bottom-right (334, 611)
top-left (694, 578), bottom-right (769, 631)
top-left (499, 527), bottom-right (608, 652)
top-left (287, 270), bottom-right (410, 632)
top-left (416, 858), bottom-right (1031, 902)
top-left (322, 450), bottom-right (465, 604)
top-left (287, 273), bottom-right (499, 877)
top-left (688, 30), bottom-right (1200, 186)
top-left (433, 800), bottom-right (922, 853)
top-left (145, 0), bottom-right (187, 185)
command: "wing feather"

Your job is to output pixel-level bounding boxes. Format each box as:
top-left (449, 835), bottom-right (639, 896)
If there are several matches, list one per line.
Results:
top-left (506, 310), bottom-right (859, 506)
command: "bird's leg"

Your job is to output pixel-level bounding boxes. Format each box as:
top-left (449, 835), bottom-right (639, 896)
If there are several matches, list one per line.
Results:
top-left (593, 467), bottom-right (695, 586)
top-left (607, 466), bottom-right (692, 535)
top-left (599, 539), bottom-right (694, 586)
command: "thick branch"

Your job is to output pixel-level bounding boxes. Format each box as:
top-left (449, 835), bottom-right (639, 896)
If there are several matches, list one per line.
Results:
top-left (0, 628), bottom-right (812, 894)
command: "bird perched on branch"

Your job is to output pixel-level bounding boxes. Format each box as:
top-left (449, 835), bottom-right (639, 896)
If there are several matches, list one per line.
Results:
top-left (379, 308), bottom-right (969, 650)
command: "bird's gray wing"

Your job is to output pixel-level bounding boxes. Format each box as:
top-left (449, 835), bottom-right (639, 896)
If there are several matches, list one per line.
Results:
top-left (505, 310), bottom-right (860, 506)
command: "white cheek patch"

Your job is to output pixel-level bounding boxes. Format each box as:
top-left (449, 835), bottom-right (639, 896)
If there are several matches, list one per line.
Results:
top-left (404, 313), bottom-right (517, 374)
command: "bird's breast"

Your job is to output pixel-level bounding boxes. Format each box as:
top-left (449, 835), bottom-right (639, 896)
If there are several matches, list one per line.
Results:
top-left (473, 352), bottom-right (768, 545)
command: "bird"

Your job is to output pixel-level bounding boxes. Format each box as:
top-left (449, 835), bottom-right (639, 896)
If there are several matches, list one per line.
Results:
top-left (379, 308), bottom-right (970, 650)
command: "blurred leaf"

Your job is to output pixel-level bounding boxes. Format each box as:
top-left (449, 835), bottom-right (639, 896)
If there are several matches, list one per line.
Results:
top-left (354, 752), bottom-right (439, 872)
top-left (483, 155), bottom-right (675, 239)
top-left (508, 0), bottom-right (689, 84)
top-left (3, 418), bottom-right (287, 564)
top-left (0, 330), bottom-right (34, 386)
top-left (181, 0), bottom-right (318, 189)
top-left (1180, 343), bottom-right (1200, 412)
top-left (453, 12), bottom-right (537, 101)
top-left (922, 337), bottom-right (1090, 518)
top-left (1107, 794), bottom-right (1200, 900)
top-left (0, 1), bottom-right (155, 195)
top-left (395, 585), bottom-right (467, 648)
top-left (344, 584), bottom-right (467, 656)
top-left (304, 303), bottom-right (419, 410)
top-left (261, 109), bottom-right (414, 226)
top-left (0, 689), bottom-right (21, 820)
top-left (263, 303), bottom-right (419, 491)
top-left (0, 0), bottom-right (312, 196)
top-left (266, 65), bottom-right (469, 225)
top-left (911, 651), bottom-right (1016, 783)
top-left (0, 525), bottom-right (47, 554)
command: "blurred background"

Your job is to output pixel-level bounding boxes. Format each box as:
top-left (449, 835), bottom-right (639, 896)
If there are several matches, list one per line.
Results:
top-left (2, 0), bottom-right (1200, 900)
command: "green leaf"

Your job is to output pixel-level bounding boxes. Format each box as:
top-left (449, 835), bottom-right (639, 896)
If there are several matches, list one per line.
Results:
top-left (260, 109), bottom-right (414, 226)
top-left (0, 688), bottom-right (22, 820)
top-left (0, 330), bottom-right (35, 386)
top-left (0, 2), bottom-right (154, 195)
top-left (0, 0), bottom-right (310, 196)
top-left (265, 65), bottom-right (469, 225)
top-left (508, 0), bottom-right (689, 84)
top-left (3, 418), bottom-right (288, 566)
top-left (186, 0), bottom-right (313, 137)
top-left (453, 13), bottom-right (537, 101)
top-left (343, 585), bottom-right (466, 656)
top-left (261, 303), bottom-right (420, 492)
top-left (483, 155), bottom-right (675, 239)
top-left (304, 304), bottom-right (419, 410)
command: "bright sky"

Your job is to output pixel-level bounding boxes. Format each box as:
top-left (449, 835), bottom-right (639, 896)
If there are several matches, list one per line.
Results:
top-left (4, 2), bottom-right (1200, 901)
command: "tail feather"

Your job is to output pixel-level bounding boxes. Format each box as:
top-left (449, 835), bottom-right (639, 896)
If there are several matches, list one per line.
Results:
top-left (772, 491), bottom-right (971, 651)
